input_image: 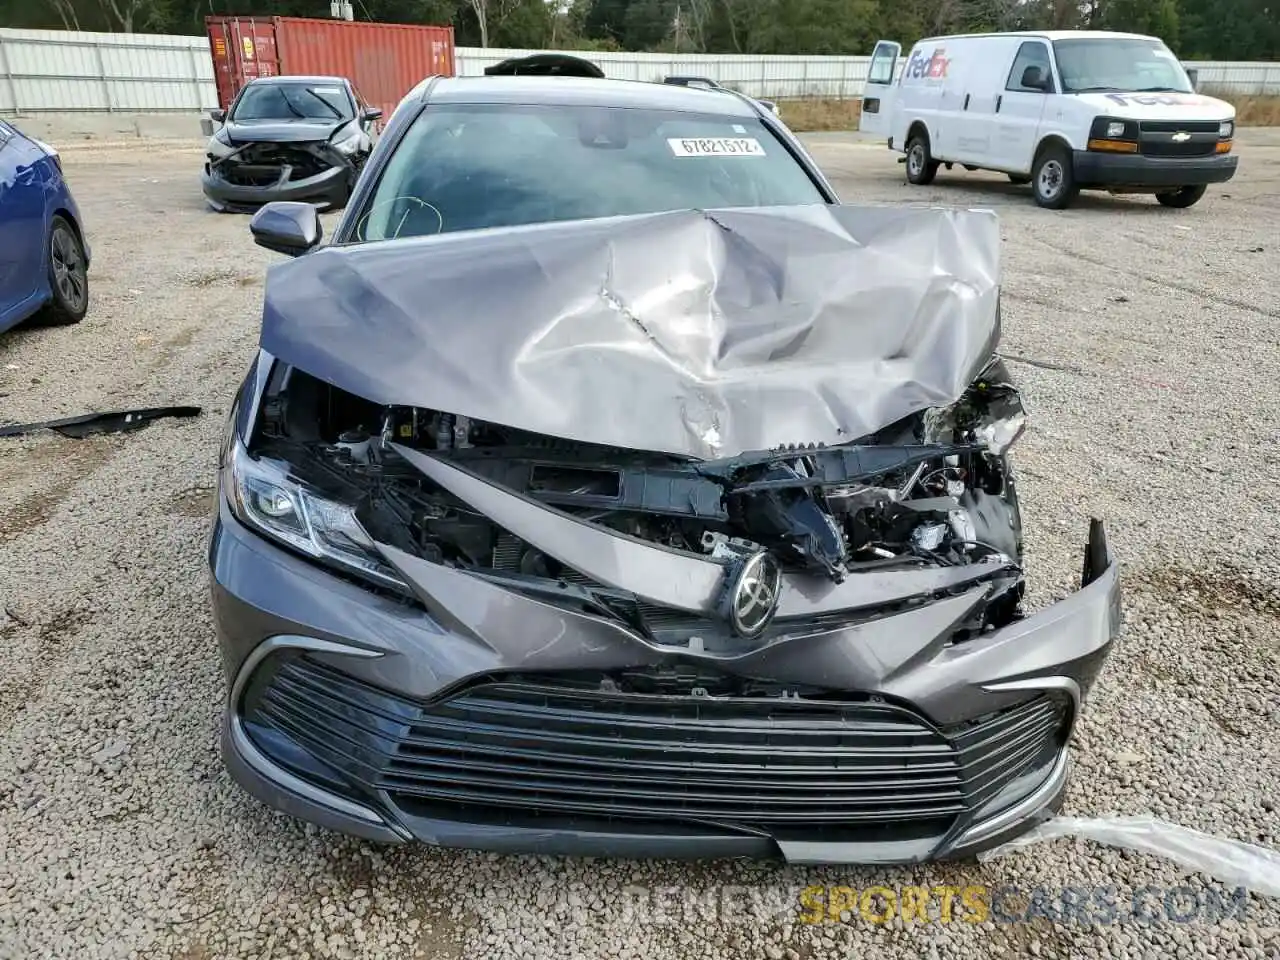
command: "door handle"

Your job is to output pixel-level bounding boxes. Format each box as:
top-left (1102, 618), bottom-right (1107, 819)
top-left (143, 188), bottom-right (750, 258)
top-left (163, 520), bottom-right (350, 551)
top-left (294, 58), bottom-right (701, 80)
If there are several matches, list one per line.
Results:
top-left (963, 93), bottom-right (970, 110)
top-left (996, 94), bottom-right (1003, 113)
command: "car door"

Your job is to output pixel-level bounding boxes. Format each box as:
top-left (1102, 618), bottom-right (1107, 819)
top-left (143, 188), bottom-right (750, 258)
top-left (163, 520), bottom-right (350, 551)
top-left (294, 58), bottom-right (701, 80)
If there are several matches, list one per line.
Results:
top-left (858, 41), bottom-right (901, 137)
top-left (0, 121), bottom-right (50, 332)
top-left (993, 40), bottom-right (1055, 174)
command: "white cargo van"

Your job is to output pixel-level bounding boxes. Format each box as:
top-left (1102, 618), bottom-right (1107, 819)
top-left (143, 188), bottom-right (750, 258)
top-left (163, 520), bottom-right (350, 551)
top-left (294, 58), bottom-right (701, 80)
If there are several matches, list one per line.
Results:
top-left (859, 31), bottom-right (1238, 209)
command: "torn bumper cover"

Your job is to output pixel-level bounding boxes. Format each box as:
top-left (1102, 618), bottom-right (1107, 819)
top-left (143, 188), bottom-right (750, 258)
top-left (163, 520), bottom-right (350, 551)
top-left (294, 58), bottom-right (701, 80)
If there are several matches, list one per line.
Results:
top-left (201, 142), bottom-right (354, 213)
top-left (210, 204), bottom-right (1122, 864)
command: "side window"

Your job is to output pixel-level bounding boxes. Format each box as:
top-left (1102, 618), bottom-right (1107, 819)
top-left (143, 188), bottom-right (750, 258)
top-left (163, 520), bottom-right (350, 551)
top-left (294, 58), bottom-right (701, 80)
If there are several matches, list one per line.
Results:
top-left (1006, 41), bottom-right (1054, 93)
top-left (868, 43), bottom-right (897, 84)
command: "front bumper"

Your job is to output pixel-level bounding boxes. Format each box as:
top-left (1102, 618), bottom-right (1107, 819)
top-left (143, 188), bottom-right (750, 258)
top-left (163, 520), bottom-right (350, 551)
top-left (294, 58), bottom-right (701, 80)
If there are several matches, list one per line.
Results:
top-left (201, 162), bottom-right (351, 214)
top-left (210, 494), bottom-right (1121, 864)
top-left (1072, 149), bottom-right (1238, 188)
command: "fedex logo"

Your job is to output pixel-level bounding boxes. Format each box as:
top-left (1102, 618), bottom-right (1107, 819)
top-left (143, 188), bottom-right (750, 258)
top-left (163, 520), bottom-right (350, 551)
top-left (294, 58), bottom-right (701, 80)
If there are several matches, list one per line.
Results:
top-left (1106, 92), bottom-right (1207, 107)
top-left (905, 47), bottom-right (951, 81)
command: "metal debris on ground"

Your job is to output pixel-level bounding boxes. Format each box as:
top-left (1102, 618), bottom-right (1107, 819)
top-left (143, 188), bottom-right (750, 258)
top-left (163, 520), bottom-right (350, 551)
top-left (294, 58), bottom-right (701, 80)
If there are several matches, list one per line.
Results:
top-left (980, 816), bottom-right (1280, 897)
top-left (0, 406), bottom-right (201, 439)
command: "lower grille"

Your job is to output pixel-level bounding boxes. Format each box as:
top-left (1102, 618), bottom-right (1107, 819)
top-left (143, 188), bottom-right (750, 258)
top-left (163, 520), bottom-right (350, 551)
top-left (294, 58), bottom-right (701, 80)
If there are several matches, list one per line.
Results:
top-left (242, 656), bottom-right (1067, 839)
top-left (386, 686), bottom-right (967, 826)
top-left (1137, 121), bottom-right (1221, 158)
top-left (1140, 139), bottom-right (1217, 158)
top-left (222, 143), bottom-right (332, 185)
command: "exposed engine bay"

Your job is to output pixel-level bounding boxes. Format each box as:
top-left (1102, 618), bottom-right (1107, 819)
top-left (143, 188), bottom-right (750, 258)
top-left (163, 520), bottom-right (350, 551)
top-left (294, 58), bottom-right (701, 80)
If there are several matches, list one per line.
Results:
top-left (245, 355), bottom-right (1029, 644)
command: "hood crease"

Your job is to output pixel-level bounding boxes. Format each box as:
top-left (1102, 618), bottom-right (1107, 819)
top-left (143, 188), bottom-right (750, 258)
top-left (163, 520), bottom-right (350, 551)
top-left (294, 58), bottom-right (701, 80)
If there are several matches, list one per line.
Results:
top-left (259, 204), bottom-right (1002, 460)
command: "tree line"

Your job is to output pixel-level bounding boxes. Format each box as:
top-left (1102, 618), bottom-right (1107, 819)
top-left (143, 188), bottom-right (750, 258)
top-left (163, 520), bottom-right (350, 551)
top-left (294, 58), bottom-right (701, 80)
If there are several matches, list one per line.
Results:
top-left (2, 0), bottom-right (1276, 61)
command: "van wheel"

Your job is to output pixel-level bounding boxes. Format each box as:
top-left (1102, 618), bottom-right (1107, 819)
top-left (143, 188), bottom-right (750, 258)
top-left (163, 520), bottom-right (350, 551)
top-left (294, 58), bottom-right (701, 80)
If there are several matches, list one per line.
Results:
top-left (905, 133), bottom-right (939, 186)
top-left (1031, 144), bottom-right (1078, 209)
top-left (1008, 174), bottom-right (1031, 185)
top-left (1155, 185), bottom-right (1207, 208)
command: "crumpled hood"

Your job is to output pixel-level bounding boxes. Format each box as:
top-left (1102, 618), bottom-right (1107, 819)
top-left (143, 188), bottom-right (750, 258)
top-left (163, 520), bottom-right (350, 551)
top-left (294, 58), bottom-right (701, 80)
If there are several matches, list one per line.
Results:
top-left (224, 119), bottom-right (344, 143)
top-left (259, 204), bottom-right (1001, 460)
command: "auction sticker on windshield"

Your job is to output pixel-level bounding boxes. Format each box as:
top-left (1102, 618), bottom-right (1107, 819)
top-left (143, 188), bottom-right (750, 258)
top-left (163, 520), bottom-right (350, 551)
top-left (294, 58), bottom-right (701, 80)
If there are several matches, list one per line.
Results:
top-left (668, 137), bottom-right (766, 157)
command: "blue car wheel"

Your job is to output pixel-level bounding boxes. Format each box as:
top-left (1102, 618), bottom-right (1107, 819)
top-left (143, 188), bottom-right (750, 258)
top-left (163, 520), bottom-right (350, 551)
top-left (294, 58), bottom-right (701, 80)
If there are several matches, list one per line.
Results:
top-left (41, 215), bottom-right (89, 326)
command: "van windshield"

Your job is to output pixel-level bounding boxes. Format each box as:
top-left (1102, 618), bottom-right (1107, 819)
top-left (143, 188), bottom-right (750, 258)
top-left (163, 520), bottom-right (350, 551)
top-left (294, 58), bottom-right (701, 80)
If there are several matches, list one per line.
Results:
top-left (1053, 38), bottom-right (1193, 94)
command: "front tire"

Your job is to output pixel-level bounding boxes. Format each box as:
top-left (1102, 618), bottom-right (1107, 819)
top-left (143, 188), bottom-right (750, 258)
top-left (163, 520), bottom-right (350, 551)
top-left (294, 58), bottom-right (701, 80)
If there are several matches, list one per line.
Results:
top-left (1031, 144), bottom-right (1078, 209)
top-left (1156, 185), bottom-right (1207, 208)
top-left (905, 132), bottom-right (940, 186)
top-left (37, 216), bottom-right (89, 326)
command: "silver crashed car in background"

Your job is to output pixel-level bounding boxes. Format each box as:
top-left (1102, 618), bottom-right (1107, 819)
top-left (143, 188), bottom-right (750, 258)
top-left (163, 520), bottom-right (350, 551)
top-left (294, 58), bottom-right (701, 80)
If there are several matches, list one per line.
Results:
top-left (209, 73), bottom-right (1122, 863)
top-left (201, 75), bottom-right (382, 213)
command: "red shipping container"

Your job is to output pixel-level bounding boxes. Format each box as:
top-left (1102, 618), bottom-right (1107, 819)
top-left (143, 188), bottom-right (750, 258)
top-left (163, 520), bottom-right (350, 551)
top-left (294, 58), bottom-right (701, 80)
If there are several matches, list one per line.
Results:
top-left (206, 16), bottom-right (455, 126)
top-left (207, 16), bottom-right (281, 110)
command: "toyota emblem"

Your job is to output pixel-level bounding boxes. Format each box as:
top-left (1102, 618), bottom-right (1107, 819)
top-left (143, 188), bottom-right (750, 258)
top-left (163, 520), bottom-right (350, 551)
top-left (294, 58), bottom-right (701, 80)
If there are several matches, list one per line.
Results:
top-left (727, 551), bottom-right (782, 638)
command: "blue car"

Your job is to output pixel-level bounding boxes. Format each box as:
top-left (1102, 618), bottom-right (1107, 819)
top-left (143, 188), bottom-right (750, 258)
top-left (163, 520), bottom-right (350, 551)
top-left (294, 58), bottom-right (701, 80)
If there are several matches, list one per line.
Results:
top-left (0, 119), bottom-right (90, 334)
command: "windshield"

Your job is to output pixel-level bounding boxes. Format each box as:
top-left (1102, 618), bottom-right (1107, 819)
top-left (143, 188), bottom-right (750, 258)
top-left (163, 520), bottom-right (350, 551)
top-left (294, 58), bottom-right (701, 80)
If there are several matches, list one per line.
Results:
top-left (351, 103), bottom-right (827, 243)
top-left (1053, 38), bottom-right (1193, 94)
top-left (230, 82), bottom-right (352, 122)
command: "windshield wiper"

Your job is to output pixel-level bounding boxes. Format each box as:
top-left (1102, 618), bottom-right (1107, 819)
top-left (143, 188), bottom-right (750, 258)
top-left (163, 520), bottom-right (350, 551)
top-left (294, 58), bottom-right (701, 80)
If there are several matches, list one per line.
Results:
top-left (1071, 85), bottom-right (1189, 95)
top-left (302, 88), bottom-right (344, 120)
top-left (277, 94), bottom-right (307, 120)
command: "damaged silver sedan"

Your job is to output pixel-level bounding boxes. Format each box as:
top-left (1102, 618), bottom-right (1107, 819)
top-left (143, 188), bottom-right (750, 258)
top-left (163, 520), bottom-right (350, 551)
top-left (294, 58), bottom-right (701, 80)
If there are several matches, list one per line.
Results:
top-left (202, 76), bottom-right (381, 213)
top-left (209, 75), bottom-right (1121, 864)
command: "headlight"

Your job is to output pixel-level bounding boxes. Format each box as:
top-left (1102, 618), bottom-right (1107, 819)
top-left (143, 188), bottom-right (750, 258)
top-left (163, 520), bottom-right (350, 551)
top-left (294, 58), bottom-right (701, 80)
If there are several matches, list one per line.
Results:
top-left (30, 137), bottom-right (58, 159)
top-left (30, 137), bottom-right (62, 173)
top-left (331, 128), bottom-right (363, 156)
top-left (207, 129), bottom-right (234, 159)
top-left (223, 441), bottom-right (408, 592)
top-left (1089, 117), bottom-right (1137, 143)
top-left (1219, 120), bottom-right (1233, 138)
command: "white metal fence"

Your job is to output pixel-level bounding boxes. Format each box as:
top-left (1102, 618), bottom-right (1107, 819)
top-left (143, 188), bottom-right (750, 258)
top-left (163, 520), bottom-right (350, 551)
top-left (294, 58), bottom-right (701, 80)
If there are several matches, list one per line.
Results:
top-left (458, 48), bottom-right (1280, 100)
top-left (0, 28), bottom-right (215, 113)
top-left (2, 27), bottom-right (1278, 114)
top-left (457, 48), bottom-right (883, 98)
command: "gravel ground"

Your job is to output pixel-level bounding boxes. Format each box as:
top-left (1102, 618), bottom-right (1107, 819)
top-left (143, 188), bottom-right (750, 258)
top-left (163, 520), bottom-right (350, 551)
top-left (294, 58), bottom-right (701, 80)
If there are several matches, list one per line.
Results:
top-left (1, 129), bottom-right (1279, 959)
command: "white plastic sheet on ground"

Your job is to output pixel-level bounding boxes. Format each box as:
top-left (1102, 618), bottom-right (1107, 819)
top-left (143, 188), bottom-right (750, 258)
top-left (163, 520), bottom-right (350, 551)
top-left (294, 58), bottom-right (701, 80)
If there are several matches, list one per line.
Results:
top-left (979, 816), bottom-right (1280, 897)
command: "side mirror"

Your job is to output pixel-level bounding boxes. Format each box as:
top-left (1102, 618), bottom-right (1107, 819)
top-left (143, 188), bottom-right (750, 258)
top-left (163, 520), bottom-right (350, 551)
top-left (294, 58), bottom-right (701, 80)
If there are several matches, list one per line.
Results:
top-left (361, 107), bottom-right (383, 123)
top-left (210, 109), bottom-right (226, 123)
top-left (250, 202), bottom-right (323, 257)
top-left (1021, 65), bottom-right (1049, 91)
